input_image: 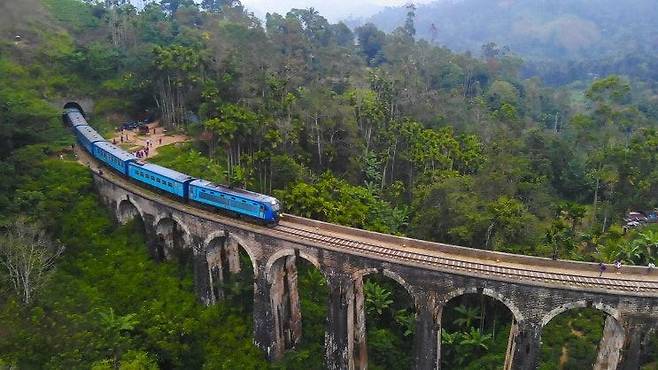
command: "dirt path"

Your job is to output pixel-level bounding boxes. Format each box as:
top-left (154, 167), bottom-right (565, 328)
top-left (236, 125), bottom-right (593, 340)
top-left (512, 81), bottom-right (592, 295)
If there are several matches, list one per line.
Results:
top-left (108, 122), bottom-right (189, 158)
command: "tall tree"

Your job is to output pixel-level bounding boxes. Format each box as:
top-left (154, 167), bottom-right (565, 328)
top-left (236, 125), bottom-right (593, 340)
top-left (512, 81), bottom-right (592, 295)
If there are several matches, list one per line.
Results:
top-left (0, 217), bottom-right (64, 305)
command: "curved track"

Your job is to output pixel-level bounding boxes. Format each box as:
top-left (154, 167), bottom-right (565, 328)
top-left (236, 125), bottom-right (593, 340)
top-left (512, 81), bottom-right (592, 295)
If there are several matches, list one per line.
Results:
top-left (274, 223), bottom-right (658, 294)
top-left (78, 148), bottom-right (658, 296)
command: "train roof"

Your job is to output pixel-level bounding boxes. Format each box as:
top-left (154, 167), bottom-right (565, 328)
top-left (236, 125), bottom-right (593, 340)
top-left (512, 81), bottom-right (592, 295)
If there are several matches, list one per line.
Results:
top-left (95, 141), bottom-right (137, 162)
top-left (190, 179), bottom-right (279, 204)
top-left (75, 125), bottom-right (106, 144)
top-left (130, 161), bottom-right (195, 183)
top-left (67, 110), bottom-right (89, 127)
top-left (63, 102), bottom-right (86, 117)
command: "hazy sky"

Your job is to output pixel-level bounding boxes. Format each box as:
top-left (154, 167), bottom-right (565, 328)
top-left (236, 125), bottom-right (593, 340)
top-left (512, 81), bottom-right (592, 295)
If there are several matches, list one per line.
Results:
top-left (240, 0), bottom-right (436, 22)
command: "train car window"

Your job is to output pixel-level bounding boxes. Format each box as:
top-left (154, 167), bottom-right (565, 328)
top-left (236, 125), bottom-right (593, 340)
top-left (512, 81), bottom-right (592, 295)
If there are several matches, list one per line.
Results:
top-left (168, 182), bottom-right (173, 187)
top-left (156, 178), bottom-right (161, 183)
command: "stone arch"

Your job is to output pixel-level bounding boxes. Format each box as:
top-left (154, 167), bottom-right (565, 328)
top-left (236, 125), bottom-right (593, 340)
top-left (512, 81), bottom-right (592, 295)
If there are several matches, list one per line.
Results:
top-left (204, 231), bottom-right (258, 275)
top-left (541, 300), bottom-right (621, 327)
top-left (539, 301), bottom-right (623, 369)
top-left (353, 268), bottom-right (417, 299)
top-left (352, 268), bottom-right (418, 370)
top-left (264, 248), bottom-right (328, 360)
top-left (265, 249), bottom-right (323, 283)
top-left (154, 214), bottom-right (192, 246)
top-left (438, 287), bottom-right (523, 323)
top-left (63, 101), bottom-right (86, 116)
top-left (154, 215), bottom-right (193, 262)
top-left (203, 230), bottom-right (257, 307)
top-left (116, 197), bottom-right (144, 225)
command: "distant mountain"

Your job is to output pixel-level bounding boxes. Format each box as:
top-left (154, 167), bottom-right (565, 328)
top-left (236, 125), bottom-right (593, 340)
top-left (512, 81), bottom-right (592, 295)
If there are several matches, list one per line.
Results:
top-left (366, 0), bottom-right (658, 63)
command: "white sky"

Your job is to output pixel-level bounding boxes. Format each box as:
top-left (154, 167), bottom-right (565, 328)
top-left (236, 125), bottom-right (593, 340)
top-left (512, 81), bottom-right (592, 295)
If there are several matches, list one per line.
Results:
top-left (240, 0), bottom-right (436, 22)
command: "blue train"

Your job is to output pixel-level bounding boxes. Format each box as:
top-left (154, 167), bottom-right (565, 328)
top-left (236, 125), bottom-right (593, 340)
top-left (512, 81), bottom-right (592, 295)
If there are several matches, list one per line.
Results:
top-left (62, 102), bottom-right (281, 225)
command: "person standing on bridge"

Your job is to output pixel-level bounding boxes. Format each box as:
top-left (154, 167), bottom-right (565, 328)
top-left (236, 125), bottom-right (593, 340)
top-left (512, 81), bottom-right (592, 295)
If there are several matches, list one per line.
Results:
top-left (598, 262), bottom-right (606, 276)
top-left (614, 260), bottom-right (622, 274)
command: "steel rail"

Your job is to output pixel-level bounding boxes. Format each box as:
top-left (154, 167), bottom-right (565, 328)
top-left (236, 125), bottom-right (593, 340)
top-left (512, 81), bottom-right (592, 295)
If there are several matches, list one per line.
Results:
top-left (78, 150), bottom-right (658, 296)
top-left (273, 224), bottom-right (658, 294)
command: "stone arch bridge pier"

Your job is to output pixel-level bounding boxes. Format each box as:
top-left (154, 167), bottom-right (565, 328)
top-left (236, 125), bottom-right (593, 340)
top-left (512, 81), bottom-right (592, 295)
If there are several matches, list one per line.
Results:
top-left (94, 169), bottom-right (658, 370)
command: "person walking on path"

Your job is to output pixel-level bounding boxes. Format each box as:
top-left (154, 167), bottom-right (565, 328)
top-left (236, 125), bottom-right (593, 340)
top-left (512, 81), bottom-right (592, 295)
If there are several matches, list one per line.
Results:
top-left (599, 262), bottom-right (607, 277)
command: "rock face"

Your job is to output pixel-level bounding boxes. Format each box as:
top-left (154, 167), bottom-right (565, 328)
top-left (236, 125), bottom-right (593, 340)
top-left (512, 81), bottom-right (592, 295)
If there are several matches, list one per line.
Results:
top-left (95, 173), bottom-right (658, 370)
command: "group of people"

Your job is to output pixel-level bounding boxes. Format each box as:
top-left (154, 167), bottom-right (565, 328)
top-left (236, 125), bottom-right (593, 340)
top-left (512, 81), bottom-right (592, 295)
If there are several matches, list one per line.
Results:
top-left (135, 147), bottom-right (149, 158)
top-left (598, 260), bottom-right (656, 276)
top-left (111, 127), bottom-right (164, 159)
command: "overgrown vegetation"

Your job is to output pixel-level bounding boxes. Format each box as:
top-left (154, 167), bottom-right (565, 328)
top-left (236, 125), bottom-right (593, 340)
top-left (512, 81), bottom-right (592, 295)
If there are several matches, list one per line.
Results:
top-left (1, 0), bottom-right (658, 368)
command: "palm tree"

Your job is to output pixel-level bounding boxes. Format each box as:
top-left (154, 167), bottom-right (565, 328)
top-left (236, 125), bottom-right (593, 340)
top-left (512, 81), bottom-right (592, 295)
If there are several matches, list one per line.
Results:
top-left (452, 305), bottom-right (480, 330)
top-left (638, 230), bottom-right (658, 262)
top-left (99, 308), bottom-right (138, 369)
top-left (617, 240), bottom-right (642, 264)
top-left (459, 327), bottom-right (493, 351)
top-left (394, 309), bottom-right (415, 336)
top-left (364, 280), bottom-right (393, 316)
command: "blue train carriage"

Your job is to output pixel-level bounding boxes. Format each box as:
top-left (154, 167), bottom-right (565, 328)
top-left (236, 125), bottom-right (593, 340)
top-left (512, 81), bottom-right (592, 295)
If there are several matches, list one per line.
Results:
top-left (74, 125), bottom-right (106, 153)
top-left (93, 141), bottom-right (136, 175)
top-left (188, 179), bottom-right (281, 224)
top-left (128, 161), bottom-right (195, 198)
top-left (67, 110), bottom-right (89, 127)
top-left (62, 102), bottom-right (87, 127)
top-left (63, 108), bottom-right (88, 128)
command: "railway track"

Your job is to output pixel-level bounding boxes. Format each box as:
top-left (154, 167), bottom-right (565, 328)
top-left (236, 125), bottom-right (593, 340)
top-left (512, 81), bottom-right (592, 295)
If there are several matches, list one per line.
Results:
top-left (274, 223), bottom-right (658, 294)
top-left (78, 149), bottom-right (658, 296)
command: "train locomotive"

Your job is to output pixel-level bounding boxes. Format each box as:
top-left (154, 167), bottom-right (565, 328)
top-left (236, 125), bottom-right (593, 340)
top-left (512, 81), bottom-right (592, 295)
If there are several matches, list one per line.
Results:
top-left (62, 102), bottom-right (281, 225)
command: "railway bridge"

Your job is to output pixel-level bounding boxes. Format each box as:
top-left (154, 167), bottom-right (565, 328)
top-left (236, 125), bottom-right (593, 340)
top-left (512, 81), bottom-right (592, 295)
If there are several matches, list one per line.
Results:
top-left (91, 166), bottom-right (658, 370)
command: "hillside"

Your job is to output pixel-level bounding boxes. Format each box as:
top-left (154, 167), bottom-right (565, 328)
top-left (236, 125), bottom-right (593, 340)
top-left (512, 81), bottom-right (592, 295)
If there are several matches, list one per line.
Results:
top-left (1, 0), bottom-right (658, 369)
top-left (365, 0), bottom-right (658, 83)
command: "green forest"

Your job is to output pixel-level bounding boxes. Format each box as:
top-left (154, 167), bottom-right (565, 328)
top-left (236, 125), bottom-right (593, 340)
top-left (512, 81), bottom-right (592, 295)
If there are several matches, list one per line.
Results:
top-left (367, 0), bottom-right (658, 85)
top-left (1, 0), bottom-right (658, 368)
